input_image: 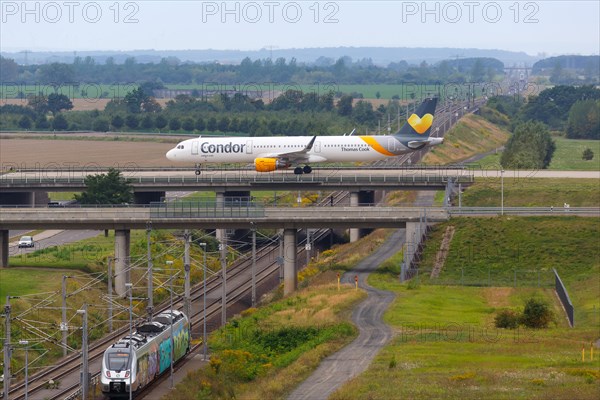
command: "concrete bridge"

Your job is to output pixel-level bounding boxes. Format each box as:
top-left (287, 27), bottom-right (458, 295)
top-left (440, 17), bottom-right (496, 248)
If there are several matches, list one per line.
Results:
top-left (0, 205), bottom-right (446, 296)
top-left (0, 167), bottom-right (474, 205)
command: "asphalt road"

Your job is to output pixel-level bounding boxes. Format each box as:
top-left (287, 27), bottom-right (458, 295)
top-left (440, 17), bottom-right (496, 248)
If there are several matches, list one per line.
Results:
top-left (287, 229), bottom-right (405, 400)
top-left (9, 230), bottom-right (103, 257)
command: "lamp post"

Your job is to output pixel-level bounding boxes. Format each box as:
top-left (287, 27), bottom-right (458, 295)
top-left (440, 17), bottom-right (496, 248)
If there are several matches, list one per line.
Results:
top-left (198, 243), bottom-right (208, 360)
top-left (124, 283), bottom-right (133, 400)
top-left (501, 169), bottom-right (505, 215)
top-left (76, 306), bottom-right (88, 400)
top-left (250, 222), bottom-right (256, 307)
top-left (18, 340), bottom-right (29, 400)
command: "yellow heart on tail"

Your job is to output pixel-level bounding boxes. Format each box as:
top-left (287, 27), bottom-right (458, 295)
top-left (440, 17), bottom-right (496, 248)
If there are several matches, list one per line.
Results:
top-left (407, 113), bottom-right (433, 134)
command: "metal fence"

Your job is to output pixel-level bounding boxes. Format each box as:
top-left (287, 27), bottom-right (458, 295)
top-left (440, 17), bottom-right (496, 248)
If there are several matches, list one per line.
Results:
top-left (553, 268), bottom-right (574, 327)
top-left (149, 201), bottom-right (265, 218)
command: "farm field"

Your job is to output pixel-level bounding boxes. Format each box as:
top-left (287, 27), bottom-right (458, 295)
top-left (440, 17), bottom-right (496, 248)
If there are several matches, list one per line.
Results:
top-left (0, 137), bottom-right (176, 167)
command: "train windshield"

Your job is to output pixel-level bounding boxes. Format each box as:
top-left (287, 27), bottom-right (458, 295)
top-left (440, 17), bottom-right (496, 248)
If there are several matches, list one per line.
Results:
top-left (105, 349), bottom-right (131, 371)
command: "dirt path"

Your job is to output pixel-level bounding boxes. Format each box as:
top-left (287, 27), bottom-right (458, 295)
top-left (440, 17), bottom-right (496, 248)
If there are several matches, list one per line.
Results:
top-left (287, 229), bottom-right (404, 400)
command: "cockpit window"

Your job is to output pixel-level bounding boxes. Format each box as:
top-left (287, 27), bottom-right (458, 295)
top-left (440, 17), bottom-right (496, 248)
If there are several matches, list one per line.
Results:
top-left (176, 145), bottom-right (184, 149)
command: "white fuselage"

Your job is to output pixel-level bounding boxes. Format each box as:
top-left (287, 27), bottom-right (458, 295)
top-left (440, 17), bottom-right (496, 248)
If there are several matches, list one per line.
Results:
top-left (165, 135), bottom-right (437, 166)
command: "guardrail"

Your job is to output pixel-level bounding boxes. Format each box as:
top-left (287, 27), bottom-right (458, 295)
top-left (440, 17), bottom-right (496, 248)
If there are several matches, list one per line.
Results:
top-left (0, 173), bottom-right (474, 186)
top-left (448, 207), bottom-right (600, 216)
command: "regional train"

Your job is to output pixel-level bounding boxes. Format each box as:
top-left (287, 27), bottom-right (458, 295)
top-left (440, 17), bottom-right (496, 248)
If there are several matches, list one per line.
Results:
top-left (101, 310), bottom-right (190, 397)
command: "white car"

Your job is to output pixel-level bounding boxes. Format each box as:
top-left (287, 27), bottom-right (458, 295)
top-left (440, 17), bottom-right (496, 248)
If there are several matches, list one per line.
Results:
top-left (18, 236), bottom-right (35, 248)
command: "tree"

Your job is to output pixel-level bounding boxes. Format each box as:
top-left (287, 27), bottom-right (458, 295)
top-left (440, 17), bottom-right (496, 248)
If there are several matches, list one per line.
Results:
top-left (111, 115), bottom-right (124, 130)
top-left (337, 95), bottom-right (353, 116)
top-left (141, 115), bottom-right (154, 130)
top-left (582, 148), bottom-right (594, 160)
top-left (27, 94), bottom-right (48, 114)
top-left (47, 93), bottom-right (73, 115)
top-left (500, 121), bottom-right (556, 169)
top-left (155, 115), bottom-right (168, 130)
top-left (39, 63), bottom-right (75, 84)
top-left (566, 100), bottom-right (600, 139)
top-left (195, 117), bottom-right (206, 131)
top-left (169, 117), bottom-right (181, 131)
top-left (470, 58), bottom-right (485, 81)
top-left (0, 56), bottom-right (18, 81)
top-left (124, 87), bottom-right (150, 114)
top-left (217, 116), bottom-right (230, 132)
top-left (18, 115), bottom-right (32, 130)
top-left (52, 114), bottom-right (69, 130)
top-left (92, 118), bottom-right (110, 132)
top-left (206, 117), bottom-right (217, 131)
top-left (521, 298), bottom-right (553, 328)
top-left (182, 118), bottom-right (195, 132)
top-left (35, 115), bottom-right (50, 129)
top-left (125, 115), bottom-right (139, 129)
top-left (74, 168), bottom-right (133, 205)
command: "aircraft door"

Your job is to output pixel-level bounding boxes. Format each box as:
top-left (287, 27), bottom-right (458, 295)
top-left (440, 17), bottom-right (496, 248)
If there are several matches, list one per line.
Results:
top-left (246, 140), bottom-right (253, 154)
top-left (314, 141), bottom-right (321, 153)
top-left (192, 140), bottom-right (199, 155)
top-left (387, 137), bottom-right (400, 153)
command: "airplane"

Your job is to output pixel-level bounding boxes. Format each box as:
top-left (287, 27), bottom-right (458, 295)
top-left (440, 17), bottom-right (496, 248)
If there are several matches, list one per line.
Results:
top-left (166, 97), bottom-right (441, 174)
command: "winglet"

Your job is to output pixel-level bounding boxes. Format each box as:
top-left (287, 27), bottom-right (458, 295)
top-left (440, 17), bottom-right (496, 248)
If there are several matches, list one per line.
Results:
top-left (304, 136), bottom-right (317, 152)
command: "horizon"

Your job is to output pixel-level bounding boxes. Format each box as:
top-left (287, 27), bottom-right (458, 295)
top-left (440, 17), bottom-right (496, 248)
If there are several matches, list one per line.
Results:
top-left (1, 1), bottom-right (598, 57)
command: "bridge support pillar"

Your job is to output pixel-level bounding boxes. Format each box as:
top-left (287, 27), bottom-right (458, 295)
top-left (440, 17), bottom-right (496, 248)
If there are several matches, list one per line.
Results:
top-left (0, 230), bottom-right (8, 268)
top-left (283, 228), bottom-right (298, 295)
top-left (349, 192), bottom-right (360, 242)
top-left (349, 190), bottom-right (375, 242)
top-left (114, 229), bottom-right (131, 297)
top-left (215, 192), bottom-right (226, 243)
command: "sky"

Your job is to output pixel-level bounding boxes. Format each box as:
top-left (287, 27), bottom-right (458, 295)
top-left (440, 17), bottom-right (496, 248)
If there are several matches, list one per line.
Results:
top-left (1, 0), bottom-right (599, 56)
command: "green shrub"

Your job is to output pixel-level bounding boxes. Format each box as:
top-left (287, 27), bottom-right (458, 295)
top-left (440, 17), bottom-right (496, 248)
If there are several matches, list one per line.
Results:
top-left (521, 298), bottom-right (554, 328)
top-left (494, 309), bottom-right (520, 329)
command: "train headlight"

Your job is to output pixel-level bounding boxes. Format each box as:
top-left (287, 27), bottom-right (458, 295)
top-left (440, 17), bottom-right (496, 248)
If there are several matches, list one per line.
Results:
top-left (106, 371), bottom-right (111, 378)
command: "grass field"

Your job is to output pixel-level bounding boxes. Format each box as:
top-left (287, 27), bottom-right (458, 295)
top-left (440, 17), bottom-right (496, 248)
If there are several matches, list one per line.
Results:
top-left (549, 138), bottom-right (600, 171)
top-left (0, 268), bottom-right (72, 298)
top-left (418, 217), bottom-right (600, 326)
top-left (331, 217), bottom-right (600, 400)
top-left (476, 137), bottom-right (600, 171)
top-left (422, 114), bottom-right (510, 165)
top-left (460, 178), bottom-right (600, 207)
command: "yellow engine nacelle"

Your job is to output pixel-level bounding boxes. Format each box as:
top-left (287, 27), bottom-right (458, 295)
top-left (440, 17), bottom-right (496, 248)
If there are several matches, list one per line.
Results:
top-left (254, 158), bottom-right (289, 172)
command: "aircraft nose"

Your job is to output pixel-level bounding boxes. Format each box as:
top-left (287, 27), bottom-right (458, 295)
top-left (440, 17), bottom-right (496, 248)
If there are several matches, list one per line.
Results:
top-left (166, 148), bottom-right (176, 160)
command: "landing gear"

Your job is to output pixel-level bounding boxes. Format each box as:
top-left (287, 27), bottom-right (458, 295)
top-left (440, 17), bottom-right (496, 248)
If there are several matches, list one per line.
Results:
top-left (293, 165), bottom-right (313, 175)
top-left (194, 163), bottom-right (202, 175)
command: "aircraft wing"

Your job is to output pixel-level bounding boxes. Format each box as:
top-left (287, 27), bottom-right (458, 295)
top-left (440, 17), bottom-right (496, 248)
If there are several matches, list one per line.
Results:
top-left (260, 136), bottom-right (326, 163)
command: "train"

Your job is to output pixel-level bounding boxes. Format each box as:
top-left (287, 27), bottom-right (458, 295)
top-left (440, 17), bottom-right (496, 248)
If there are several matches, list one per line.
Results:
top-left (101, 310), bottom-right (191, 397)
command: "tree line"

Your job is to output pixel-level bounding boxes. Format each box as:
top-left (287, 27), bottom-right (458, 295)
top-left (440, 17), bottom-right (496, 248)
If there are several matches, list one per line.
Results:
top-left (0, 87), bottom-right (411, 136)
top-left (1, 55), bottom-right (503, 86)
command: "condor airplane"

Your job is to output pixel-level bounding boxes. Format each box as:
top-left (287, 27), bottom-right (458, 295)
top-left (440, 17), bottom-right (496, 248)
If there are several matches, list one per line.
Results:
top-left (166, 97), bottom-right (440, 174)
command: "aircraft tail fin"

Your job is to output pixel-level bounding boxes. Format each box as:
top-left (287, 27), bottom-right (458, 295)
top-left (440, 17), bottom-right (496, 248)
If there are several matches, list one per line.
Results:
top-left (395, 97), bottom-right (438, 139)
